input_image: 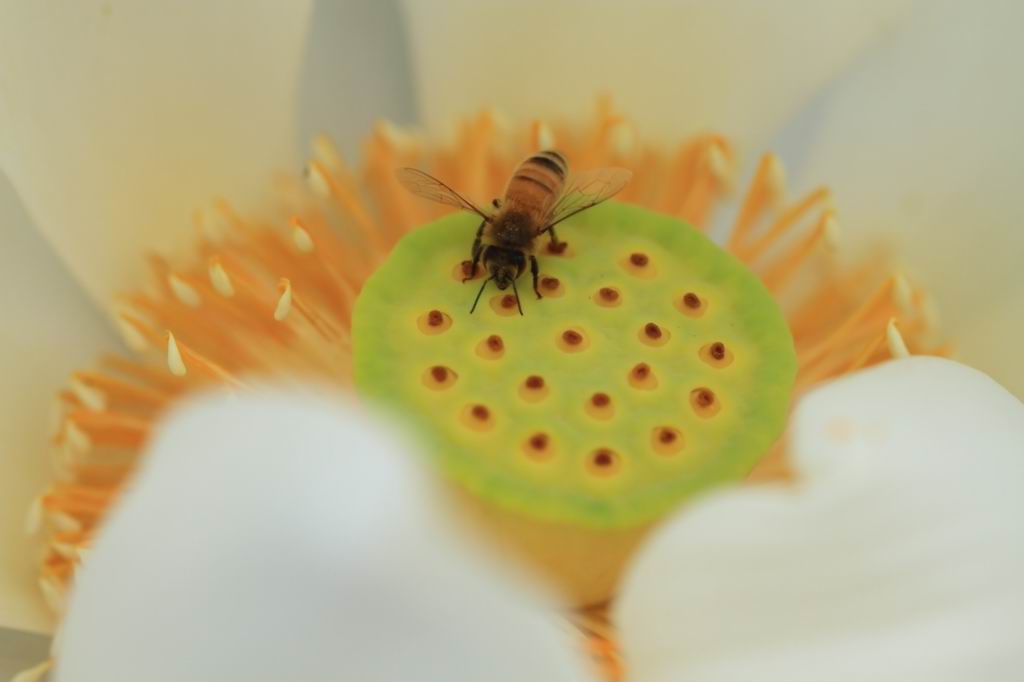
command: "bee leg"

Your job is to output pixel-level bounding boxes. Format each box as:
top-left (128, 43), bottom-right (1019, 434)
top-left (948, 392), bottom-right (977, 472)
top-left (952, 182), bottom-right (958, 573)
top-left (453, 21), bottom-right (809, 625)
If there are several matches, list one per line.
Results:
top-left (546, 225), bottom-right (563, 250)
top-left (463, 221), bottom-right (486, 282)
top-left (530, 255), bottom-right (542, 299)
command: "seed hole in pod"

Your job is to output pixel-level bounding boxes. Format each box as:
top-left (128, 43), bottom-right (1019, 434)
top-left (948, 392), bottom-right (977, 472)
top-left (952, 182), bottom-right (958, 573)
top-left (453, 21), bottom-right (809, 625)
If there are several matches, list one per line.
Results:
top-left (628, 362), bottom-right (658, 390)
top-left (587, 448), bottom-right (621, 476)
top-left (690, 387), bottom-right (721, 418)
top-left (650, 426), bottom-right (684, 456)
top-left (522, 432), bottom-right (555, 461)
top-left (452, 260), bottom-right (483, 282)
top-left (461, 403), bottom-right (495, 432)
top-left (594, 286), bottom-right (622, 308)
top-left (475, 334), bottom-right (505, 360)
top-left (417, 308), bottom-right (452, 334)
top-left (518, 374), bottom-right (550, 403)
top-left (540, 275), bottom-right (565, 298)
top-left (699, 341), bottom-right (735, 368)
top-left (489, 293), bottom-right (521, 316)
top-left (546, 240), bottom-right (571, 256)
top-left (422, 365), bottom-right (458, 390)
top-left (638, 321), bottom-right (671, 347)
top-left (675, 291), bottom-right (707, 318)
top-left (584, 391), bottom-right (614, 420)
top-left (557, 327), bottom-right (590, 353)
top-left (621, 251), bottom-right (656, 279)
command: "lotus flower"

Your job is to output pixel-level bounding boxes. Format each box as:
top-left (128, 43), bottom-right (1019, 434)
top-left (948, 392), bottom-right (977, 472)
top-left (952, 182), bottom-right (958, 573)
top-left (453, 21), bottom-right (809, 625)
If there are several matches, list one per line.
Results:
top-left (0, 1), bottom-right (1021, 680)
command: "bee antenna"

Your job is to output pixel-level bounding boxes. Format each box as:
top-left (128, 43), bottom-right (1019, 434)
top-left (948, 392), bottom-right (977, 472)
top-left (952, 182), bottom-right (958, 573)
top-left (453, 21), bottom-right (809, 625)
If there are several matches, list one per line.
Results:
top-left (510, 277), bottom-right (524, 316)
top-left (469, 275), bottom-right (494, 314)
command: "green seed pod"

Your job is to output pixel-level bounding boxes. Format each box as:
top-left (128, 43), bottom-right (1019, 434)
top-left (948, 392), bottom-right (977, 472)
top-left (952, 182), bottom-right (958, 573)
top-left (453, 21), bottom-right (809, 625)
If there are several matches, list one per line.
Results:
top-left (353, 201), bottom-right (795, 603)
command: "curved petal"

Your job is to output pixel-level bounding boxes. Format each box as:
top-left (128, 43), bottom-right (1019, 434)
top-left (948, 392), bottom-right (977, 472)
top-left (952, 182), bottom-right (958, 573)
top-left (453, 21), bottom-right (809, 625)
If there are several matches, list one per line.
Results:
top-left (0, 1), bottom-right (313, 307)
top-left (400, 0), bottom-right (911, 149)
top-left (0, 173), bottom-right (120, 634)
top-left (297, 0), bottom-right (417, 160)
top-left (790, 0), bottom-right (1024, 396)
top-left (617, 357), bottom-right (1024, 681)
top-left (55, 389), bottom-right (594, 682)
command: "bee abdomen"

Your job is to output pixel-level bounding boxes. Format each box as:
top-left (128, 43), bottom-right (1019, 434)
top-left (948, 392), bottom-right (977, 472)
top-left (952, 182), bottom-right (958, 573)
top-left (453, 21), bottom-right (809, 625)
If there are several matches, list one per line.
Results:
top-left (528, 150), bottom-right (568, 179)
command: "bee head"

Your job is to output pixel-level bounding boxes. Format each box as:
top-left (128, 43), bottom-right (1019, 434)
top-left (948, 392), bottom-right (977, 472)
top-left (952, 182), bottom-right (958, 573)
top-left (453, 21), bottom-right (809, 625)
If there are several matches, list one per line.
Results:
top-left (493, 266), bottom-right (516, 290)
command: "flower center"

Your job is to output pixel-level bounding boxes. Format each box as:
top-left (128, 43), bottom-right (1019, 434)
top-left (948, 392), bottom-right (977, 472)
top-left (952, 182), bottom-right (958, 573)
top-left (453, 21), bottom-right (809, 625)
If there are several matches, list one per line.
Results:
top-left (351, 203), bottom-right (796, 529)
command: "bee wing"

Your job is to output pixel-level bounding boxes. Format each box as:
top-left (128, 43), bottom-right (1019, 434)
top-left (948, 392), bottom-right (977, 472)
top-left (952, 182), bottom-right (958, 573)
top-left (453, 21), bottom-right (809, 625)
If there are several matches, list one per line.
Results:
top-left (395, 168), bottom-right (491, 221)
top-left (541, 167), bottom-right (633, 233)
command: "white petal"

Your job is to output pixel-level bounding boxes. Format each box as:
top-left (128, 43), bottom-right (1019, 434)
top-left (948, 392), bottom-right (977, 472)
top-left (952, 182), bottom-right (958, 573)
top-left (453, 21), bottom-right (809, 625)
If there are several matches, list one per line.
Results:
top-left (297, 2), bottom-right (417, 159)
top-left (0, 1), bottom-right (313, 307)
top-left (55, 389), bottom-right (593, 682)
top-left (618, 357), bottom-right (1024, 682)
top-left (401, 0), bottom-right (912, 148)
top-left (0, 174), bottom-right (120, 634)
top-left (791, 1), bottom-right (1024, 396)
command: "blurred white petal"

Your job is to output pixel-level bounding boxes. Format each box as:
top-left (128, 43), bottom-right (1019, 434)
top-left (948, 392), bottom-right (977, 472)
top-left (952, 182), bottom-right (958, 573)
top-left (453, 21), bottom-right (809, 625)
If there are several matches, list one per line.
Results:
top-left (0, 1), bottom-right (313, 307)
top-left (0, 173), bottom-right (119, 633)
top-left (401, 0), bottom-right (911, 148)
top-left (297, 0), bottom-right (417, 160)
top-left (618, 357), bottom-right (1024, 681)
top-left (55, 390), bottom-right (593, 682)
top-left (792, 0), bottom-right (1024, 396)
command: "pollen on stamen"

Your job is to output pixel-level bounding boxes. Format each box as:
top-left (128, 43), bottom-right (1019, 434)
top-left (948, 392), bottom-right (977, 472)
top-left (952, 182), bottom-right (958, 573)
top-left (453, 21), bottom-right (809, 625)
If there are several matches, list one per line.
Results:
top-left (165, 332), bottom-right (187, 377)
top-left (25, 495), bottom-right (44, 535)
top-left (208, 258), bottom-right (235, 297)
top-left (767, 153), bottom-right (787, 201)
top-left (823, 213), bottom-right (841, 251)
top-left (892, 272), bottom-right (914, 316)
top-left (887, 318), bottom-right (911, 358)
top-left (305, 162), bottom-right (331, 198)
top-left (290, 219), bottom-right (315, 253)
top-left (311, 133), bottom-right (343, 172)
top-left (274, 279), bottom-right (293, 322)
top-left (609, 121), bottom-right (636, 157)
top-left (534, 120), bottom-right (556, 150)
top-left (706, 142), bottom-right (733, 188)
top-left (69, 377), bottom-right (106, 412)
top-left (64, 420), bottom-right (92, 455)
top-left (168, 274), bottom-right (201, 308)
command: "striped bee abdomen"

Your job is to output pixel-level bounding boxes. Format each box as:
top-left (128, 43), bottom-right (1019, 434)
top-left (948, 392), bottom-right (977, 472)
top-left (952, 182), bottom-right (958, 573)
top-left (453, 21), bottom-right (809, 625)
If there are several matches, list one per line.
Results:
top-left (506, 150), bottom-right (568, 209)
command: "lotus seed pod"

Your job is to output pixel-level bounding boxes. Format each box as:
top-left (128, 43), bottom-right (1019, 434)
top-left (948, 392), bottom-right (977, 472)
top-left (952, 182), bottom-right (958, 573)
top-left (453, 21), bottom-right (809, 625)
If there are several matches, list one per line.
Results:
top-left (353, 201), bottom-right (796, 605)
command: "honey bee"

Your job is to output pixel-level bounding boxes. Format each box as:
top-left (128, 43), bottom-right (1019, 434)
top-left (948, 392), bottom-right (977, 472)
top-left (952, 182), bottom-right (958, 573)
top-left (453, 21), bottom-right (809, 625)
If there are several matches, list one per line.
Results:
top-left (396, 150), bottom-right (632, 314)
